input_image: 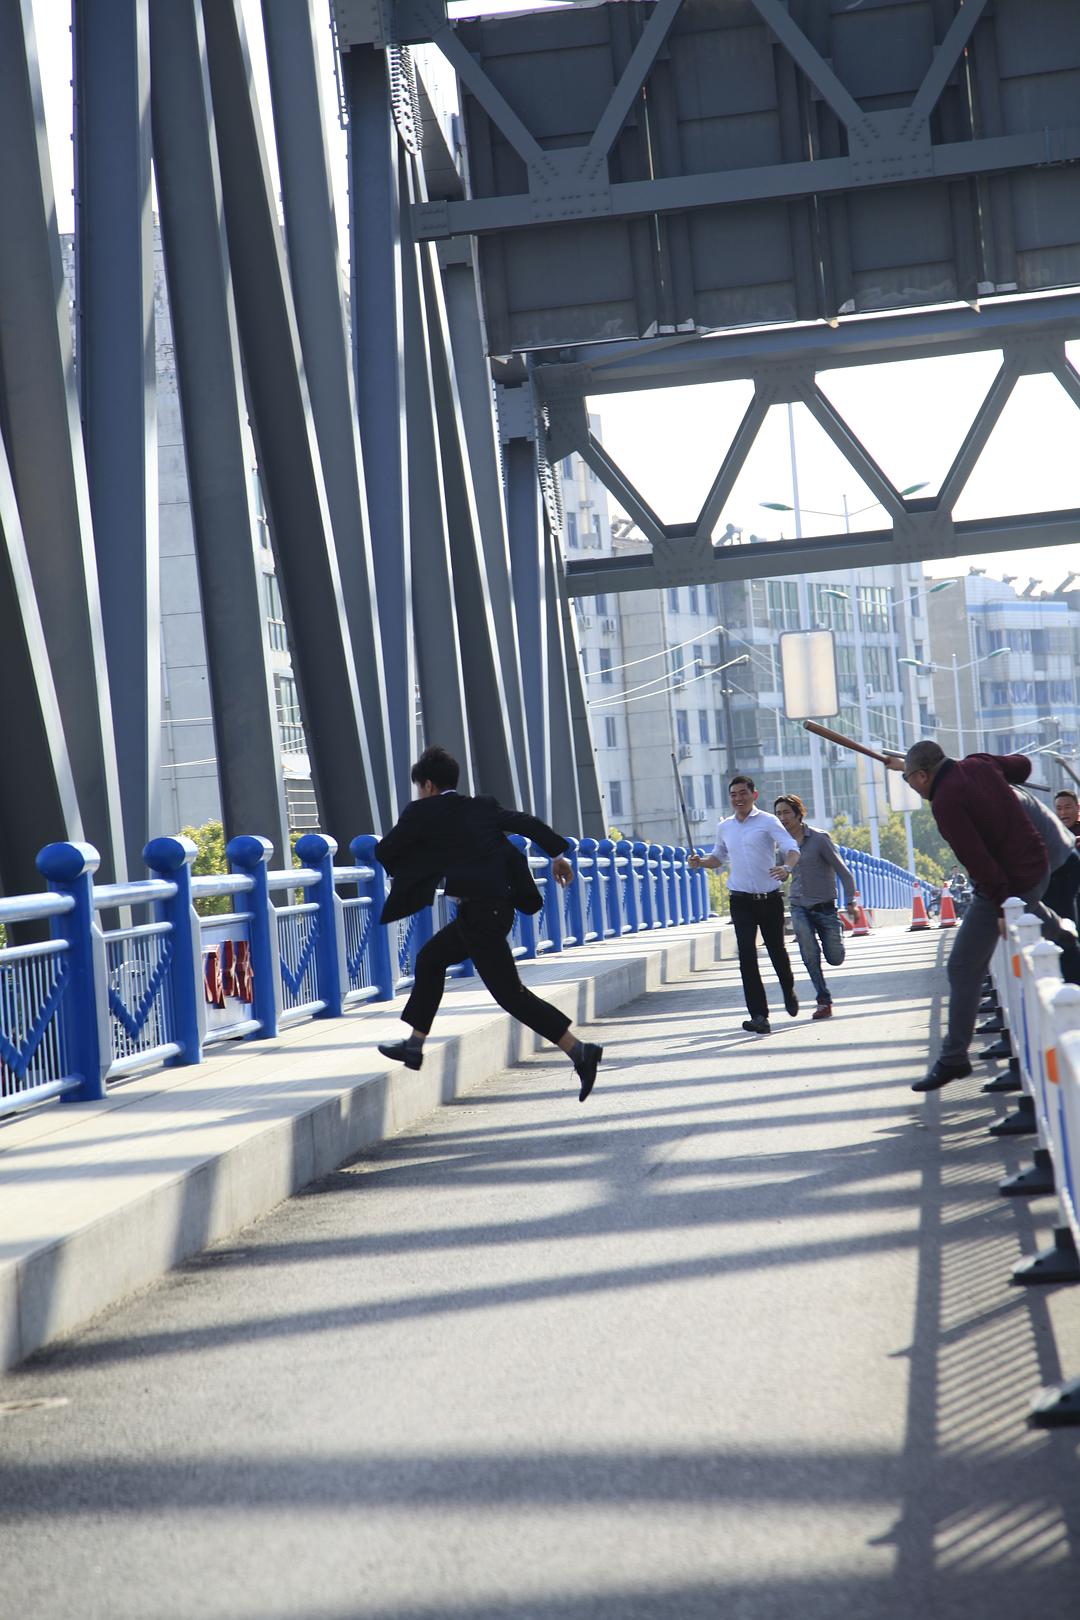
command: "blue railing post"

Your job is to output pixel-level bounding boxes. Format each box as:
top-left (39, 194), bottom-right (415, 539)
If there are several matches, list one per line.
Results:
top-left (617, 840), bottom-right (639, 932)
top-left (35, 841), bottom-right (107, 1103)
top-left (634, 841), bottom-right (654, 928)
top-left (507, 835), bottom-right (538, 957)
top-left (227, 835), bottom-right (280, 1037)
top-left (350, 835), bottom-right (396, 1000)
top-left (649, 844), bottom-right (668, 927)
top-left (295, 833), bottom-right (344, 1018)
top-left (143, 835), bottom-right (203, 1067)
top-left (664, 844), bottom-right (679, 924)
top-left (579, 837), bottom-right (600, 939)
top-left (675, 847), bottom-right (690, 924)
top-left (599, 837), bottom-right (621, 936)
top-left (557, 838), bottom-right (579, 947)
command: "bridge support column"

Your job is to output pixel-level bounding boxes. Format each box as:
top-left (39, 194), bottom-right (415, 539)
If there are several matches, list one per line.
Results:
top-left (262, 0), bottom-right (397, 829)
top-left (149, 0), bottom-right (289, 861)
top-left (346, 45), bottom-right (416, 808)
top-left (73, 0), bottom-right (161, 881)
top-left (503, 422), bottom-right (551, 822)
top-left (0, 0), bottom-right (126, 884)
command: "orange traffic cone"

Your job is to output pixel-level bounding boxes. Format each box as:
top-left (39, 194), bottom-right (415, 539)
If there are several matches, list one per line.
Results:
top-left (909, 886), bottom-right (932, 931)
top-left (939, 883), bottom-right (958, 929)
top-left (851, 891), bottom-right (871, 936)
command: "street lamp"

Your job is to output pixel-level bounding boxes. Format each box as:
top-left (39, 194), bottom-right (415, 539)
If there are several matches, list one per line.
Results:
top-left (899, 645), bottom-right (1010, 756)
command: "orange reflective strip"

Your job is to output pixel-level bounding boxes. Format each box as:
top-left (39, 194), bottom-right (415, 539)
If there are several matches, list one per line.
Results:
top-left (1012, 953), bottom-right (1021, 977)
top-left (1047, 1047), bottom-right (1060, 1085)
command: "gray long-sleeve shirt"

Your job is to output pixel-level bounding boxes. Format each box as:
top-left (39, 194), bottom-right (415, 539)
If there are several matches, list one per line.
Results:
top-left (787, 825), bottom-right (855, 907)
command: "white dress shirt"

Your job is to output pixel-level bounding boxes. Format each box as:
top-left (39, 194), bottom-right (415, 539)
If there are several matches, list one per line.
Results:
top-left (711, 807), bottom-right (799, 894)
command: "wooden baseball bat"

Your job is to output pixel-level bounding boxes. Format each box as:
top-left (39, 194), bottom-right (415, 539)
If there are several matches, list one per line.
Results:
top-left (801, 720), bottom-right (893, 765)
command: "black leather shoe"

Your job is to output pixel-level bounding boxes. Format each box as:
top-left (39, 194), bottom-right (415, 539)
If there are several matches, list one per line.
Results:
top-left (784, 989), bottom-right (799, 1017)
top-left (912, 1057), bottom-right (972, 1092)
top-left (742, 1017), bottom-right (772, 1034)
top-left (575, 1043), bottom-right (602, 1102)
top-left (378, 1040), bottom-right (424, 1071)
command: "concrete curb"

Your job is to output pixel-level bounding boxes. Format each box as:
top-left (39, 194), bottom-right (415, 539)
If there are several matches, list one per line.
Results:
top-left (0, 923), bottom-right (732, 1371)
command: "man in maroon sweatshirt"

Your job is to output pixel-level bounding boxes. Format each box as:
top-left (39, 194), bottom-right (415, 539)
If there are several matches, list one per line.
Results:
top-left (889, 740), bottom-right (1070, 1092)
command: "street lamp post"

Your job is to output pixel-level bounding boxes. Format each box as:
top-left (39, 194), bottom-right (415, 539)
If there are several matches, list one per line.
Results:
top-left (898, 645), bottom-right (1011, 756)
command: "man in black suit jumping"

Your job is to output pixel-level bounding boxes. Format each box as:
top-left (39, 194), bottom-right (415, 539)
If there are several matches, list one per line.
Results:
top-left (375, 745), bottom-right (603, 1101)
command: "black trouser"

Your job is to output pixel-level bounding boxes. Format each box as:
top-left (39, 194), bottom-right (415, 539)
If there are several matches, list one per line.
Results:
top-left (402, 899), bottom-right (572, 1045)
top-left (728, 889), bottom-right (795, 1021)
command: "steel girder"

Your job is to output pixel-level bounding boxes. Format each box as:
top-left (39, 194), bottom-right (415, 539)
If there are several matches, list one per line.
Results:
top-left (261, 0), bottom-right (398, 828)
top-left (148, 0), bottom-right (290, 861)
top-left (201, 0), bottom-right (380, 843)
top-left (0, 0), bottom-right (127, 886)
top-left (532, 296), bottom-right (1080, 595)
top-left (394, 0), bottom-right (1080, 356)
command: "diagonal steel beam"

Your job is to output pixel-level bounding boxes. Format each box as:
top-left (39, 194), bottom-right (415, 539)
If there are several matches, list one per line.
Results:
top-left (693, 390), bottom-right (772, 540)
top-left (580, 436), bottom-right (667, 549)
top-left (583, 0), bottom-right (683, 176)
top-left (797, 384), bottom-right (907, 521)
top-left (433, 23), bottom-right (552, 177)
top-left (936, 358), bottom-right (1018, 512)
top-left (748, 0), bottom-right (869, 135)
top-left (202, 0), bottom-right (380, 841)
top-left (909, 0), bottom-right (991, 127)
top-left (0, 422), bottom-right (83, 904)
top-left (262, 0), bottom-right (397, 827)
top-left (1048, 351), bottom-right (1080, 415)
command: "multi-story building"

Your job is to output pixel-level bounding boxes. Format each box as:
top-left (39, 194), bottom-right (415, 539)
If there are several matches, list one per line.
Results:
top-left (562, 436), bottom-right (937, 845)
top-left (927, 571), bottom-right (1080, 761)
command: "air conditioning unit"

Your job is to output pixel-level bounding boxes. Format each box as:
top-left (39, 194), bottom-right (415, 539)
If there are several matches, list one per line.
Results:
top-left (577, 614), bottom-right (594, 629)
top-left (601, 617), bottom-right (616, 634)
top-left (678, 743), bottom-right (693, 759)
top-left (689, 807), bottom-right (707, 823)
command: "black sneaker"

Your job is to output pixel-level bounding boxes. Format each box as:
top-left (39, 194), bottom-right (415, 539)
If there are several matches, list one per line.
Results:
top-left (742, 1017), bottom-right (772, 1035)
top-left (378, 1040), bottom-right (424, 1071)
top-left (784, 989), bottom-right (799, 1018)
top-left (912, 1057), bottom-right (972, 1093)
top-left (575, 1043), bottom-right (602, 1102)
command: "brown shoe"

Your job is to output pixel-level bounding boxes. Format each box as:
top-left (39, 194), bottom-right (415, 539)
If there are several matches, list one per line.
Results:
top-left (812, 1004), bottom-right (832, 1020)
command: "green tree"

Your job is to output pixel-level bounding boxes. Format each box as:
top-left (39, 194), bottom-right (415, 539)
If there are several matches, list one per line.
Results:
top-left (180, 820), bottom-right (230, 917)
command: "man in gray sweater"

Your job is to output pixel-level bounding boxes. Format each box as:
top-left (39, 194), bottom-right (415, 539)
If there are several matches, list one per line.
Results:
top-left (774, 794), bottom-right (856, 1019)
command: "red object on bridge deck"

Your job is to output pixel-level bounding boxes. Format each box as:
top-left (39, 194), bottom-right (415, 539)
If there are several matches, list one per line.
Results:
top-left (938, 885), bottom-right (958, 928)
top-left (909, 887), bottom-right (932, 931)
top-left (851, 892), bottom-right (871, 936)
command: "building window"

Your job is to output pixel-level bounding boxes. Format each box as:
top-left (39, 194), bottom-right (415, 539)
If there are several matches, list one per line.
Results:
top-left (692, 643), bottom-right (704, 672)
top-left (274, 673), bottom-right (306, 754)
top-left (698, 710), bottom-right (710, 743)
top-left (264, 571), bottom-right (289, 653)
top-left (704, 775), bottom-right (715, 809)
top-left (599, 648), bottom-right (613, 685)
top-left (609, 779), bottom-right (624, 819)
top-left (688, 585), bottom-right (699, 613)
top-left (676, 710), bottom-right (690, 744)
top-left (604, 715), bottom-right (617, 747)
top-left (595, 593), bottom-right (608, 613)
top-left (857, 584), bottom-right (891, 632)
top-left (668, 587), bottom-right (679, 612)
top-left (566, 510), bottom-right (578, 548)
top-left (685, 775), bottom-right (696, 808)
top-left (670, 645), bottom-right (684, 674)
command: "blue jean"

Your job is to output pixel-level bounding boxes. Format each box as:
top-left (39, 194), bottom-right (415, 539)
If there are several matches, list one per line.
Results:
top-left (790, 901), bottom-right (845, 1003)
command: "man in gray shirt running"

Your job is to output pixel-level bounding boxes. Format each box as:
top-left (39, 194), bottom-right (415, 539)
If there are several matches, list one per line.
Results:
top-left (774, 794), bottom-right (856, 1019)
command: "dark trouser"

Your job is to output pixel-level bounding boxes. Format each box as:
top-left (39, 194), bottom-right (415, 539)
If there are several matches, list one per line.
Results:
top-left (729, 889), bottom-right (794, 1021)
top-left (790, 900), bottom-right (846, 1004)
top-left (402, 899), bottom-right (572, 1045)
top-left (939, 869), bottom-right (1051, 1064)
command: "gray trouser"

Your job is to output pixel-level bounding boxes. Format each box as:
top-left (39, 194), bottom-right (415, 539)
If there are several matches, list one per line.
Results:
top-left (939, 870), bottom-right (1050, 1063)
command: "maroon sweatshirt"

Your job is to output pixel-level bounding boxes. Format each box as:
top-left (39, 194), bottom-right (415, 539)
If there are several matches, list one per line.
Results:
top-left (927, 753), bottom-right (1048, 906)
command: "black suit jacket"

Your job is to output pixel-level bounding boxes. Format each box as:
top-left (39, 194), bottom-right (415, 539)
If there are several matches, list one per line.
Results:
top-left (374, 793), bottom-right (570, 924)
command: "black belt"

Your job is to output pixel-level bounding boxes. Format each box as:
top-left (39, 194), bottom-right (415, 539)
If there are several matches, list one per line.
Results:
top-left (731, 889), bottom-right (779, 901)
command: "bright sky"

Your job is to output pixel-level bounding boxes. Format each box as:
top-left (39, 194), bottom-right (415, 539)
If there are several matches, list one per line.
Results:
top-left (32, 0), bottom-right (1080, 593)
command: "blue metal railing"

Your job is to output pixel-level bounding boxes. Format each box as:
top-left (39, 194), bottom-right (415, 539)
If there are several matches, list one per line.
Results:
top-left (0, 828), bottom-right (923, 1117)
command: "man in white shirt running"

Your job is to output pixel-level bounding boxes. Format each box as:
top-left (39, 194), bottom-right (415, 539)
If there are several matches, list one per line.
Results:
top-left (690, 774), bottom-right (801, 1034)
